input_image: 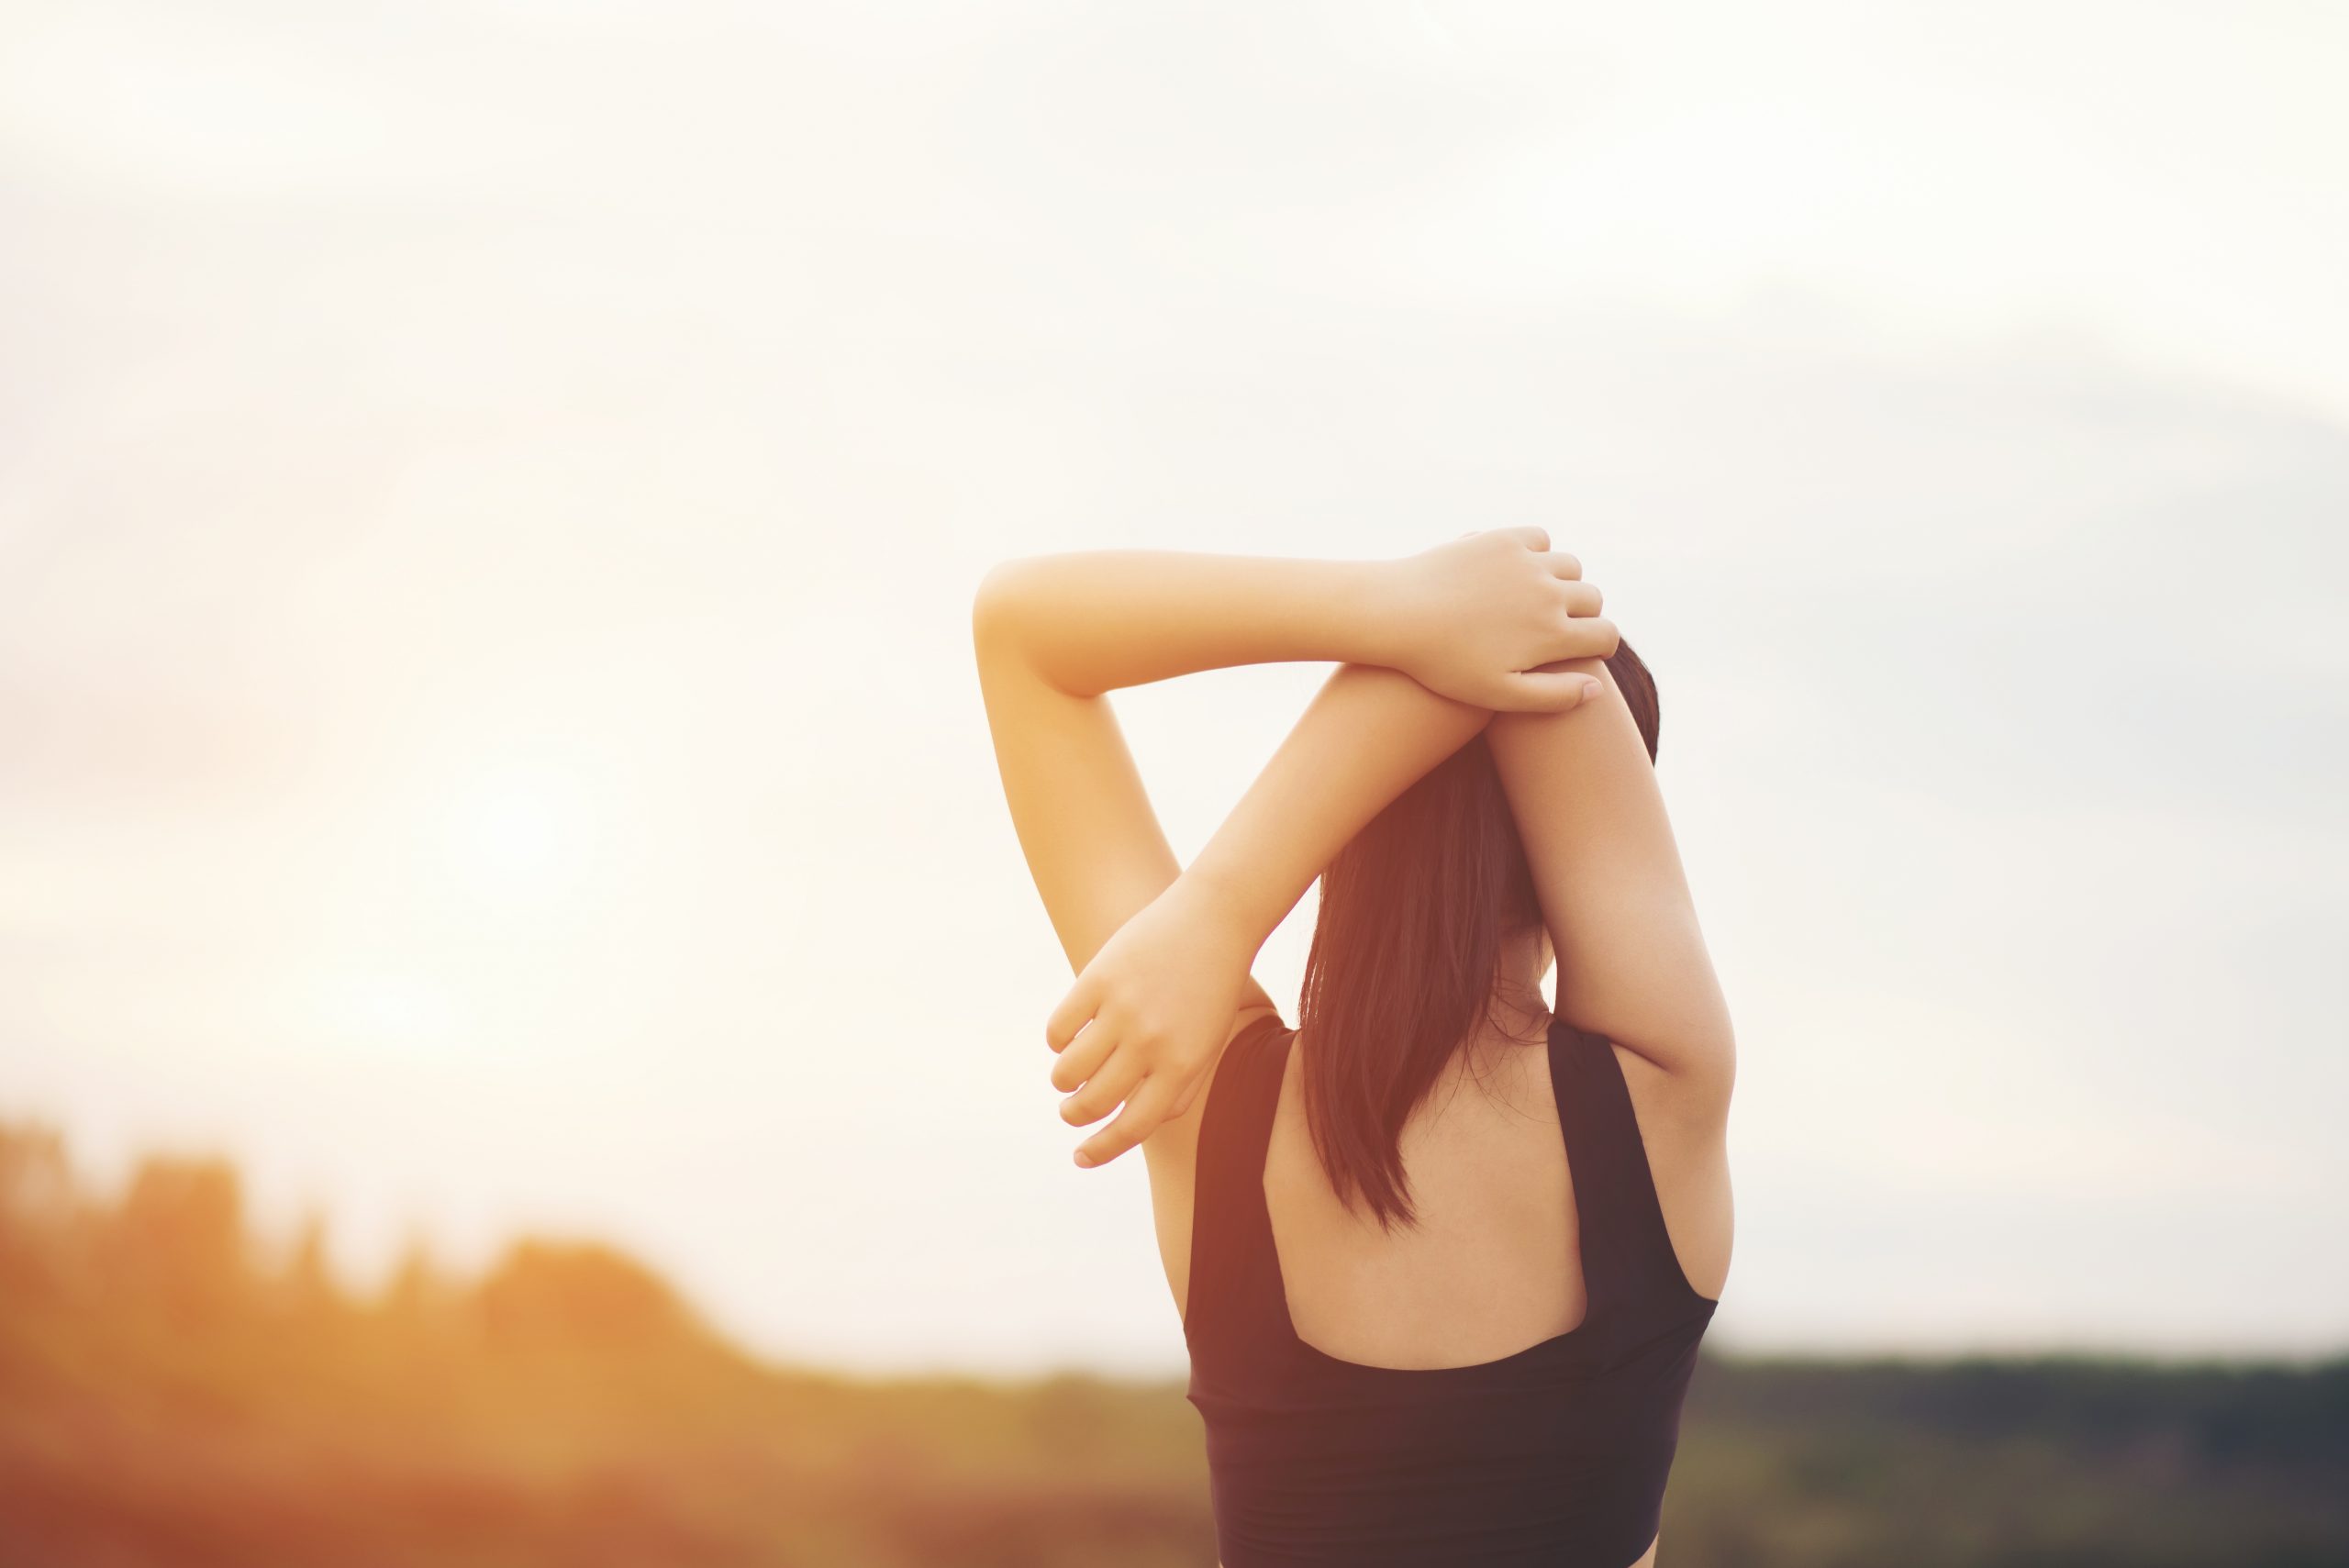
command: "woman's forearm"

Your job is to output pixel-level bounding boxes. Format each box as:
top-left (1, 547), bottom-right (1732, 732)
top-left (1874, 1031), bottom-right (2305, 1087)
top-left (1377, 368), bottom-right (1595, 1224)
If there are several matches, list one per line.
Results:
top-left (972, 550), bottom-right (1403, 697)
top-left (1179, 663), bottom-right (1493, 952)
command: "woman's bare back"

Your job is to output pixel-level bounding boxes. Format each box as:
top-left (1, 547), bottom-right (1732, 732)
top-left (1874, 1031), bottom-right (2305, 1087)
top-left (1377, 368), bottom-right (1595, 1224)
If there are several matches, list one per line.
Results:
top-left (1173, 1011), bottom-right (1731, 1371)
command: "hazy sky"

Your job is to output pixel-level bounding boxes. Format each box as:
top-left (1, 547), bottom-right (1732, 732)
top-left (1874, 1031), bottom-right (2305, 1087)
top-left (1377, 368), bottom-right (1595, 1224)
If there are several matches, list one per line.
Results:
top-left (3, 1), bottom-right (2343, 1377)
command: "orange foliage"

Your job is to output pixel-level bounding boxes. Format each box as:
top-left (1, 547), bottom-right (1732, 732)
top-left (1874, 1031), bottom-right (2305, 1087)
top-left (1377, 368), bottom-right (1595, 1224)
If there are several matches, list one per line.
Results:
top-left (0, 1120), bottom-right (1214, 1568)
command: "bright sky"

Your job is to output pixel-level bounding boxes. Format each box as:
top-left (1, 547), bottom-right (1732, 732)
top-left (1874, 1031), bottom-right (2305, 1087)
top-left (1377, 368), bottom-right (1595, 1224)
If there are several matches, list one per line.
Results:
top-left (2, 1), bottom-right (2343, 1377)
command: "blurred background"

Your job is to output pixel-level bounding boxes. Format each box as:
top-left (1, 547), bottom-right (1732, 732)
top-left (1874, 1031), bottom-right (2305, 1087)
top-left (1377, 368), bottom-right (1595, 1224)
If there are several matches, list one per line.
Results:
top-left (3, 2), bottom-right (2343, 1563)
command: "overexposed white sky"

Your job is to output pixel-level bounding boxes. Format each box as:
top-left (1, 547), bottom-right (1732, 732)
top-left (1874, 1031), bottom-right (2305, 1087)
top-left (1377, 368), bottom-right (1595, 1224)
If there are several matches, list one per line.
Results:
top-left (2, 0), bottom-right (2343, 1376)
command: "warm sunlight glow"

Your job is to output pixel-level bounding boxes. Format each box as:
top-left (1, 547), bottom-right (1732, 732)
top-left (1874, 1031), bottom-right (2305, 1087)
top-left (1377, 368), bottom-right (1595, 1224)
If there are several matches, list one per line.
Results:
top-left (6, 0), bottom-right (2341, 1387)
top-left (438, 762), bottom-right (599, 910)
top-left (315, 971), bottom-right (464, 1055)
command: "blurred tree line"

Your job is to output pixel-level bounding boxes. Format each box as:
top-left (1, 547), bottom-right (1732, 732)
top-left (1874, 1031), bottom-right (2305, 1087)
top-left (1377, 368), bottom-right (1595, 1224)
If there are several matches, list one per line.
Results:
top-left (2, 1119), bottom-right (2342, 1567)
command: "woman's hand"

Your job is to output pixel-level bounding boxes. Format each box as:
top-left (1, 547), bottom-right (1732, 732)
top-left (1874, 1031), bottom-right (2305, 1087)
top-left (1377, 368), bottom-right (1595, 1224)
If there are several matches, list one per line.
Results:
top-left (1377, 528), bottom-right (1620, 710)
top-left (1043, 873), bottom-right (1260, 1169)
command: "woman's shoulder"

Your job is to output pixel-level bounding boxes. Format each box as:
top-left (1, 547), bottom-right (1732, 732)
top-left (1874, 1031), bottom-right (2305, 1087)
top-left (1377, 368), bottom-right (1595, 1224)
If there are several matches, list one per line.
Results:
top-left (1143, 1003), bottom-right (1291, 1325)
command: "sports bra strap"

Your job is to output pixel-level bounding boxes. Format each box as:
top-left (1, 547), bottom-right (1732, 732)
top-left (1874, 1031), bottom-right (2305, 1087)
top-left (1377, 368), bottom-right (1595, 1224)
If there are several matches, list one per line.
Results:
top-left (1183, 1014), bottom-right (1294, 1356)
top-left (1548, 1018), bottom-right (1700, 1316)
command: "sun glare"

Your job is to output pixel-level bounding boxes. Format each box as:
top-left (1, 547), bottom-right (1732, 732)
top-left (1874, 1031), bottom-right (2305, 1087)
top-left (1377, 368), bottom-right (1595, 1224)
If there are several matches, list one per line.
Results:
top-left (315, 970), bottom-right (463, 1055)
top-left (440, 762), bottom-right (600, 909)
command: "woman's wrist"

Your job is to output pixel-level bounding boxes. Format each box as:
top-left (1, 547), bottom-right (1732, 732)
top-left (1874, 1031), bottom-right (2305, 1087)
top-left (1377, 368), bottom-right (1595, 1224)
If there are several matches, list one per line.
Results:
top-left (1171, 855), bottom-right (1287, 961)
top-left (1347, 555), bottom-right (1419, 673)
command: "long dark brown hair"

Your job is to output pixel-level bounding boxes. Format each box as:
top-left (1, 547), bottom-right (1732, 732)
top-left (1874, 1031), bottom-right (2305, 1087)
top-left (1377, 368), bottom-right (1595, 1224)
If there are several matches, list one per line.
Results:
top-left (1296, 640), bottom-right (1662, 1230)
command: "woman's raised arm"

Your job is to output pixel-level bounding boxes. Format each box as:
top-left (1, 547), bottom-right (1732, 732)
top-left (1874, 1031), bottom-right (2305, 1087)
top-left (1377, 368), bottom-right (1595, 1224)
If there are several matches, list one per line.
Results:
top-left (974, 532), bottom-right (1618, 1165)
top-left (1043, 663), bottom-right (1514, 1167)
top-left (1488, 657), bottom-right (1735, 1110)
top-left (975, 538), bottom-right (1606, 710)
top-left (974, 550), bottom-right (1394, 699)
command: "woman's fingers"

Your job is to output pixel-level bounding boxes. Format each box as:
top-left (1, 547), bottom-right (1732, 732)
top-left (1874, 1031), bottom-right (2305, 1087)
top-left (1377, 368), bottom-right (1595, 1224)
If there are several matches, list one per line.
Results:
top-left (1544, 550), bottom-right (1584, 581)
top-left (1497, 524), bottom-right (1552, 552)
top-left (1048, 1018), bottom-right (1119, 1094)
top-left (1166, 1074), bottom-right (1206, 1120)
top-left (1043, 976), bottom-right (1099, 1054)
top-left (1559, 578), bottom-right (1603, 617)
top-left (1074, 1075), bottom-right (1180, 1168)
top-left (1501, 670), bottom-right (1608, 712)
top-left (1060, 1048), bottom-right (1146, 1128)
top-left (1550, 615), bottom-right (1619, 662)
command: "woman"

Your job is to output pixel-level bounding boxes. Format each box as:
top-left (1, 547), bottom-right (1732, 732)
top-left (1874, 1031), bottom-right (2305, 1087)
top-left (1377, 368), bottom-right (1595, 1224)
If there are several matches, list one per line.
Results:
top-left (972, 529), bottom-right (1733, 1567)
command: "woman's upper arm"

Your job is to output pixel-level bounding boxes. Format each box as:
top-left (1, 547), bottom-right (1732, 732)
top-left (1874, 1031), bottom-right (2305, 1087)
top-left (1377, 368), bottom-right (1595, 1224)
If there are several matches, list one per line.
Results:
top-left (974, 620), bottom-right (1177, 973)
top-left (973, 573), bottom-right (1278, 998)
top-left (1486, 655), bottom-right (1735, 1113)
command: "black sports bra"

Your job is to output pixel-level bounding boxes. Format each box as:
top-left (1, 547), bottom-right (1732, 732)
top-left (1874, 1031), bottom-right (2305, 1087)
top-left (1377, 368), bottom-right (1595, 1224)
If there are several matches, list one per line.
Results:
top-left (1183, 1012), bottom-right (1719, 1567)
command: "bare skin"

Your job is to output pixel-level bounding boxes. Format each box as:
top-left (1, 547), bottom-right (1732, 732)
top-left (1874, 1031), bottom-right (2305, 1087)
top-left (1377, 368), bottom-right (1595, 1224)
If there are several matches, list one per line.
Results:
top-left (974, 533), bottom-right (1731, 1568)
top-left (1198, 931), bottom-right (1705, 1568)
top-left (974, 531), bottom-right (1616, 1164)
